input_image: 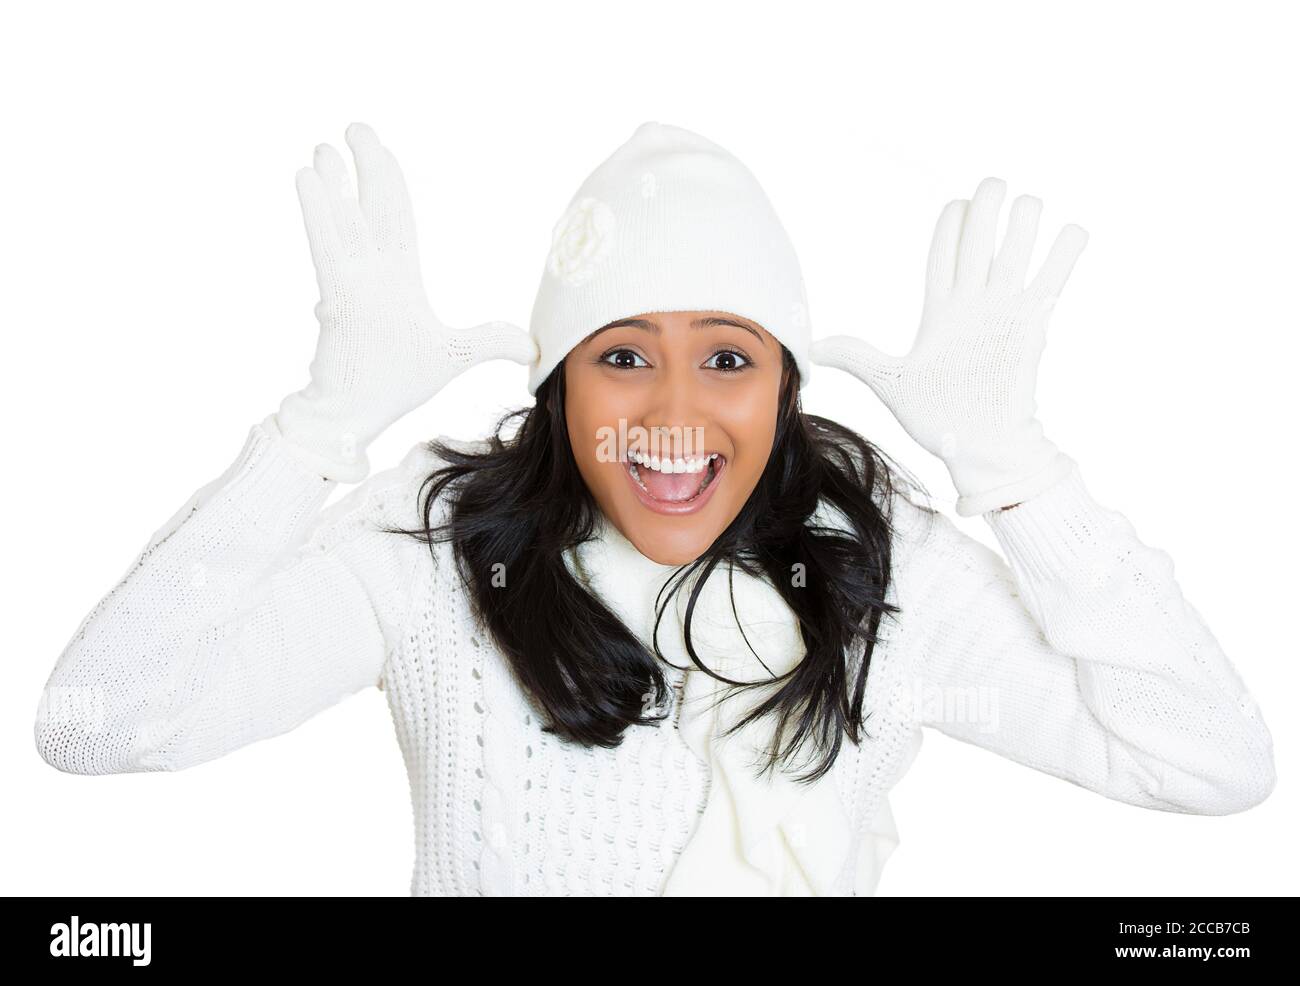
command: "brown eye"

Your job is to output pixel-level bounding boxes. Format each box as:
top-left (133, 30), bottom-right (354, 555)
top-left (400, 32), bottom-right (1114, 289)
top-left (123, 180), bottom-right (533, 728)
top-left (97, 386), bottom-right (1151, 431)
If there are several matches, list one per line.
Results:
top-left (600, 349), bottom-right (648, 369)
top-left (704, 350), bottom-right (750, 372)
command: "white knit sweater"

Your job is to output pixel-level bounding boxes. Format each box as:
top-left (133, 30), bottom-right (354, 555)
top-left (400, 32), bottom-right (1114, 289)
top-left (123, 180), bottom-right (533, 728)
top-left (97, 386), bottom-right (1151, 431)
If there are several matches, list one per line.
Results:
top-left (33, 415), bottom-right (1277, 895)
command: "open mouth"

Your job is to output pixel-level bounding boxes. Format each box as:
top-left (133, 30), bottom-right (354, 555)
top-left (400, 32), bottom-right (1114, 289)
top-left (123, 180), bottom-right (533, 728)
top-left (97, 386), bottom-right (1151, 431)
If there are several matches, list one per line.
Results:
top-left (624, 451), bottom-right (727, 513)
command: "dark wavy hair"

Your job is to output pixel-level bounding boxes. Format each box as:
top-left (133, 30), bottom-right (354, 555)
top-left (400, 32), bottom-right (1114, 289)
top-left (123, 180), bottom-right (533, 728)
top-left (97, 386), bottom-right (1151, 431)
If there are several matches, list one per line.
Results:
top-left (383, 346), bottom-right (934, 784)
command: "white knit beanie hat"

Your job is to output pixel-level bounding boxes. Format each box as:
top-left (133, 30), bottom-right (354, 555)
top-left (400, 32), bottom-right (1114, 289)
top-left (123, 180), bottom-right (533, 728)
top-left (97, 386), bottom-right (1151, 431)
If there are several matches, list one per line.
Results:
top-left (527, 121), bottom-right (813, 395)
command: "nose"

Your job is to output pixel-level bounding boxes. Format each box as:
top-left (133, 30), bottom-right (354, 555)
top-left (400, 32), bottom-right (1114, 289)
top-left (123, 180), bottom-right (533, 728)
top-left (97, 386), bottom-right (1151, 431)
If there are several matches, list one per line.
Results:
top-left (639, 361), bottom-right (710, 457)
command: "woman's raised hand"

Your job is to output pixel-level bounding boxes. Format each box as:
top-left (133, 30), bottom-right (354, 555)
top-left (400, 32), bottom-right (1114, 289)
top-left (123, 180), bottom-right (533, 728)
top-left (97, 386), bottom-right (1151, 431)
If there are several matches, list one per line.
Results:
top-left (811, 177), bottom-right (1087, 516)
top-left (276, 122), bottom-right (538, 482)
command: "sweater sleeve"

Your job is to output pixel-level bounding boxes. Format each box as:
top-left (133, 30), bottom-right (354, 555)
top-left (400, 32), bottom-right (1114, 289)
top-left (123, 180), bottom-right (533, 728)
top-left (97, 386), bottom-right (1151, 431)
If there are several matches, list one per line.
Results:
top-left (892, 460), bottom-right (1276, 815)
top-left (34, 413), bottom-right (439, 775)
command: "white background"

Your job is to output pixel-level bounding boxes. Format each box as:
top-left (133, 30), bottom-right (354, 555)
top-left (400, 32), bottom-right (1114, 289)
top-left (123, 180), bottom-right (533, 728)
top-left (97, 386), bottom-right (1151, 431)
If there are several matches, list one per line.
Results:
top-left (4, 0), bottom-right (1295, 896)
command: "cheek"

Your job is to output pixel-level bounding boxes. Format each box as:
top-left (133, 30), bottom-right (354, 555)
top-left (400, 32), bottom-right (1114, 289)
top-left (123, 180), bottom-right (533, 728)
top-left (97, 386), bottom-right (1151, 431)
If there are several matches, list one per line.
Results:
top-left (715, 378), bottom-right (782, 493)
top-left (722, 377), bottom-right (781, 441)
top-left (564, 381), bottom-right (628, 492)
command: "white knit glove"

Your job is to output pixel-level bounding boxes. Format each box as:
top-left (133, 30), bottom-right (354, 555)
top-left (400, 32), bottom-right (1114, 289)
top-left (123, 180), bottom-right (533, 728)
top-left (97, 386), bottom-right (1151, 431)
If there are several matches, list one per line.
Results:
top-left (811, 176), bottom-right (1088, 516)
top-left (276, 122), bottom-right (538, 483)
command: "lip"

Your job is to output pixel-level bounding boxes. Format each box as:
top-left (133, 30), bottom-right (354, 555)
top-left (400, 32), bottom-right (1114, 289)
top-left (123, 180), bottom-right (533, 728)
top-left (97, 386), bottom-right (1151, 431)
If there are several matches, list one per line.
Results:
top-left (622, 454), bottom-right (727, 516)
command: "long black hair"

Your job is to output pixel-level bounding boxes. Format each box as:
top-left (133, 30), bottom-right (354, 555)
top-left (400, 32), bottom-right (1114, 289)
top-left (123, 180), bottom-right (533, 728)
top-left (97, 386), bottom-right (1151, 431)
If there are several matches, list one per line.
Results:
top-left (383, 346), bottom-right (934, 784)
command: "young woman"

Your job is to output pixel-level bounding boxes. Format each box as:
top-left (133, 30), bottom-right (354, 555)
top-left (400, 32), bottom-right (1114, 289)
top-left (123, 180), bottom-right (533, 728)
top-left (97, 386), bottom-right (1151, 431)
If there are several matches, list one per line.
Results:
top-left (34, 121), bottom-right (1276, 896)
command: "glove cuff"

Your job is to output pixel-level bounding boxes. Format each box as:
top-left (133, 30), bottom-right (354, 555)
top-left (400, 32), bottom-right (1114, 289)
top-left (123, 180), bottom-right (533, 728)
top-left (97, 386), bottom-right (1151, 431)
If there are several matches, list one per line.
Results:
top-left (953, 451), bottom-right (1077, 517)
top-left (268, 404), bottom-right (372, 484)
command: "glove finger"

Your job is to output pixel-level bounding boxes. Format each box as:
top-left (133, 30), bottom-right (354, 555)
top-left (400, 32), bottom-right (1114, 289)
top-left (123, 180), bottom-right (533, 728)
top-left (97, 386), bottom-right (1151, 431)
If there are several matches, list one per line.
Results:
top-left (294, 167), bottom-right (345, 292)
top-left (1025, 223), bottom-right (1089, 307)
top-left (314, 141), bottom-right (368, 260)
top-left (444, 321), bottom-right (540, 373)
top-left (313, 141), bottom-right (354, 199)
top-left (925, 198), bottom-right (967, 300)
top-left (954, 176), bottom-right (1007, 291)
top-left (810, 335), bottom-right (903, 401)
top-left (989, 193), bottom-right (1042, 291)
top-left (346, 122), bottom-right (420, 269)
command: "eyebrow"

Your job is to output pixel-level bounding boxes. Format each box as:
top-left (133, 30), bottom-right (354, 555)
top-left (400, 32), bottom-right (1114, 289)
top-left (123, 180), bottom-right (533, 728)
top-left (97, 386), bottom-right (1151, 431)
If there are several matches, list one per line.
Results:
top-left (583, 315), bottom-right (767, 347)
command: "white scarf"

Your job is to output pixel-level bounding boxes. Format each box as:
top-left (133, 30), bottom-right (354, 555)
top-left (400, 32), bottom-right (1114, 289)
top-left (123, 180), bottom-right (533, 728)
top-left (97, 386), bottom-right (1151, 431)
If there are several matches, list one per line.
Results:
top-left (564, 508), bottom-right (900, 896)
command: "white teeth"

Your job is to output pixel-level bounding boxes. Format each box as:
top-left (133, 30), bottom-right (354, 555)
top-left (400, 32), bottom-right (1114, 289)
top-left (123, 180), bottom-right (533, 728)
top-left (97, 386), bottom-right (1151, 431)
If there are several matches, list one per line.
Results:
top-left (628, 452), bottom-right (722, 501)
top-left (630, 450), bottom-right (720, 474)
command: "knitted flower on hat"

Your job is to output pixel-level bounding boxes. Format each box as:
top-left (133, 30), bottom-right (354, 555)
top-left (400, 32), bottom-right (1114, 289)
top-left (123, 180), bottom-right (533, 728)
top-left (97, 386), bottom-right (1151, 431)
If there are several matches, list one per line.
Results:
top-left (547, 196), bottom-right (617, 287)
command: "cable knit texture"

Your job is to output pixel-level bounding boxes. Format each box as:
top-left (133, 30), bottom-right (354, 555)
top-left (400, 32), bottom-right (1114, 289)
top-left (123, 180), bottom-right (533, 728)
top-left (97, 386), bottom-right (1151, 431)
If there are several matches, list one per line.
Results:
top-left (34, 417), bottom-right (1276, 895)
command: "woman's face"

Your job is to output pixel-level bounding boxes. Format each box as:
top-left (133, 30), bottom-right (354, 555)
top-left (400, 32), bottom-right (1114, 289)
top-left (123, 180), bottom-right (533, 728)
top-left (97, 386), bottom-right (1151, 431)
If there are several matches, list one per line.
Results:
top-left (563, 310), bottom-right (786, 565)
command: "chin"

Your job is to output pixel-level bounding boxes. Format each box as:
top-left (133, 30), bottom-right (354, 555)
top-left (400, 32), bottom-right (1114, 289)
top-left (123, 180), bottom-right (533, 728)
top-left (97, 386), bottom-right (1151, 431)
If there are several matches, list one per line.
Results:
top-left (627, 522), bottom-right (714, 566)
top-left (615, 489), bottom-right (742, 563)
